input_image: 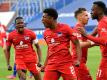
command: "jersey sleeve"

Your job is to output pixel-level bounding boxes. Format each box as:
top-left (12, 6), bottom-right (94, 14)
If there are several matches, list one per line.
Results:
top-left (88, 19), bottom-right (107, 46)
top-left (30, 31), bottom-right (36, 40)
top-left (87, 35), bottom-right (107, 46)
top-left (6, 33), bottom-right (12, 46)
top-left (66, 25), bottom-right (78, 41)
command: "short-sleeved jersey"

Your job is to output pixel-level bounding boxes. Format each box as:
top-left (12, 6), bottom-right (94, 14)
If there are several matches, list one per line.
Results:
top-left (0, 24), bottom-right (6, 40)
top-left (7, 29), bottom-right (37, 62)
top-left (0, 24), bottom-right (6, 47)
top-left (97, 16), bottom-right (107, 57)
top-left (72, 23), bottom-right (88, 63)
top-left (43, 23), bottom-right (78, 64)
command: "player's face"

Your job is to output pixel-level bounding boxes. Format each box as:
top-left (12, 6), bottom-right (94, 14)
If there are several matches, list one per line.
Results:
top-left (15, 19), bottom-right (25, 33)
top-left (91, 4), bottom-right (99, 19)
top-left (42, 13), bottom-right (53, 28)
top-left (80, 11), bottom-right (89, 25)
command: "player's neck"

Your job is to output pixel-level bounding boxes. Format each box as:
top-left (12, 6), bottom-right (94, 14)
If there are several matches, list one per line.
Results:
top-left (77, 21), bottom-right (85, 27)
top-left (16, 30), bottom-right (24, 34)
top-left (50, 21), bottom-right (57, 30)
top-left (97, 14), bottom-right (104, 21)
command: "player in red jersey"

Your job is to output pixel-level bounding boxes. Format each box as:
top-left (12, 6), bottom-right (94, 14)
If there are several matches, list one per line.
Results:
top-left (0, 22), bottom-right (7, 53)
top-left (6, 17), bottom-right (42, 80)
top-left (41, 8), bottom-right (82, 80)
top-left (72, 8), bottom-right (95, 80)
top-left (77, 1), bottom-right (107, 80)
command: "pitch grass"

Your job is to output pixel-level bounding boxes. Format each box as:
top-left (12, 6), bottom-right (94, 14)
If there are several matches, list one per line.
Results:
top-left (0, 46), bottom-right (101, 80)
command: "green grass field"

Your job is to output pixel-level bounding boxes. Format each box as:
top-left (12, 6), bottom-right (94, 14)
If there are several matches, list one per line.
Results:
top-left (0, 46), bottom-right (101, 80)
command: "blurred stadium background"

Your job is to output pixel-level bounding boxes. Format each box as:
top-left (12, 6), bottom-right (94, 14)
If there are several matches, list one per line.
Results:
top-left (0, 0), bottom-right (107, 80)
top-left (0, 0), bottom-right (107, 39)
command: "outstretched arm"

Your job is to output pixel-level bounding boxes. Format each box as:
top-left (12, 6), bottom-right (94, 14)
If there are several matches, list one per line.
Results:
top-left (77, 27), bottom-right (107, 46)
top-left (90, 27), bottom-right (98, 36)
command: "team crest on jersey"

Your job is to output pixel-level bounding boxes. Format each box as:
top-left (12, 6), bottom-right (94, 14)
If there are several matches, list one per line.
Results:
top-left (24, 36), bottom-right (30, 40)
top-left (57, 32), bottom-right (62, 37)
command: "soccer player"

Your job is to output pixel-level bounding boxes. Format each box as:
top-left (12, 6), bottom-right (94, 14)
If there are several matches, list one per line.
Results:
top-left (41, 8), bottom-right (82, 80)
top-left (6, 17), bottom-right (42, 80)
top-left (0, 22), bottom-right (7, 55)
top-left (77, 1), bottom-right (107, 80)
top-left (72, 8), bottom-right (94, 80)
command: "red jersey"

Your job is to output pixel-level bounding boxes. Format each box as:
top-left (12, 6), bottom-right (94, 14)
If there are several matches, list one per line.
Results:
top-left (7, 29), bottom-right (37, 62)
top-left (43, 23), bottom-right (78, 64)
top-left (72, 23), bottom-right (88, 63)
top-left (87, 16), bottom-right (107, 58)
top-left (0, 24), bottom-right (6, 47)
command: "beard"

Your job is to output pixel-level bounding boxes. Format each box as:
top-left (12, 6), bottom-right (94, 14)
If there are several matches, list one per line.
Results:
top-left (91, 14), bottom-right (98, 20)
top-left (18, 28), bottom-right (24, 34)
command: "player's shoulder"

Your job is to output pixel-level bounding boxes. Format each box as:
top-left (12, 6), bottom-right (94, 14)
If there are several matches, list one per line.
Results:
top-left (25, 28), bottom-right (35, 34)
top-left (58, 23), bottom-right (70, 28)
top-left (7, 30), bottom-right (16, 39)
top-left (25, 28), bottom-right (33, 32)
top-left (100, 16), bottom-right (107, 23)
top-left (44, 28), bottom-right (50, 36)
top-left (8, 30), bottom-right (16, 35)
top-left (103, 16), bottom-right (107, 23)
top-left (57, 23), bottom-right (72, 31)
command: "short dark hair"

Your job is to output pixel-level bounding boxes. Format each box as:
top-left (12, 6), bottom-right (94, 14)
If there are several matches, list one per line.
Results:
top-left (43, 8), bottom-right (58, 20)
top-left (74, 8), bottom-right (86, 18)
top-left (15, 17), bottom-right (23, 23)
top-left (93, 1), bottom-right (106, 12)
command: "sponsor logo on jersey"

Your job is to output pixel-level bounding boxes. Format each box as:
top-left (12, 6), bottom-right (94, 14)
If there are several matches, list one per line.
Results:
top-left (16, 41), bottom-right (28, 49)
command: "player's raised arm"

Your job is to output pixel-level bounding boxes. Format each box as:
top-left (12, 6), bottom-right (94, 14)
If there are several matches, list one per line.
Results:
top-left (78, 27), bottom-right (107, 46)
top-left (90, 26), bottom-right (98, 36)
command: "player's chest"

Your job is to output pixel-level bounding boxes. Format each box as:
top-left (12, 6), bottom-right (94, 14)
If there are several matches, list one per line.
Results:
top-left (73, 29), bottom-right (87, 41)
top-left (12, 34), bottom-right (32, 44)
top-left (97, 25), bottom-right (107, 36)
top-left (45, 31), bottom-right (68, 44)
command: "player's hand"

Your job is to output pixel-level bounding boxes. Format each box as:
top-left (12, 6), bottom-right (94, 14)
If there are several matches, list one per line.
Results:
top-left (37, 63), bottom-right (42, 67)
top-left (77, 27), bottom-right (87, 36)
top-left (36, 63), bottom-right (42, 72)
top-left (74, 60), bottom-right (80, 67)
top-left (40, 66), bottom-right (45, 72)
top-left (8, 65), bottom-right (12, 71)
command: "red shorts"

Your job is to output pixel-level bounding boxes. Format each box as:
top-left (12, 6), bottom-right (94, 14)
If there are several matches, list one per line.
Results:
top-left (44, 62), bottom-right (77, 80)
top-left (74, 63), bottom-right (92, 80)
top-left (96, 58), bottom-right (107, 80)
top-left (15, 57), bottom-right (38, 74)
